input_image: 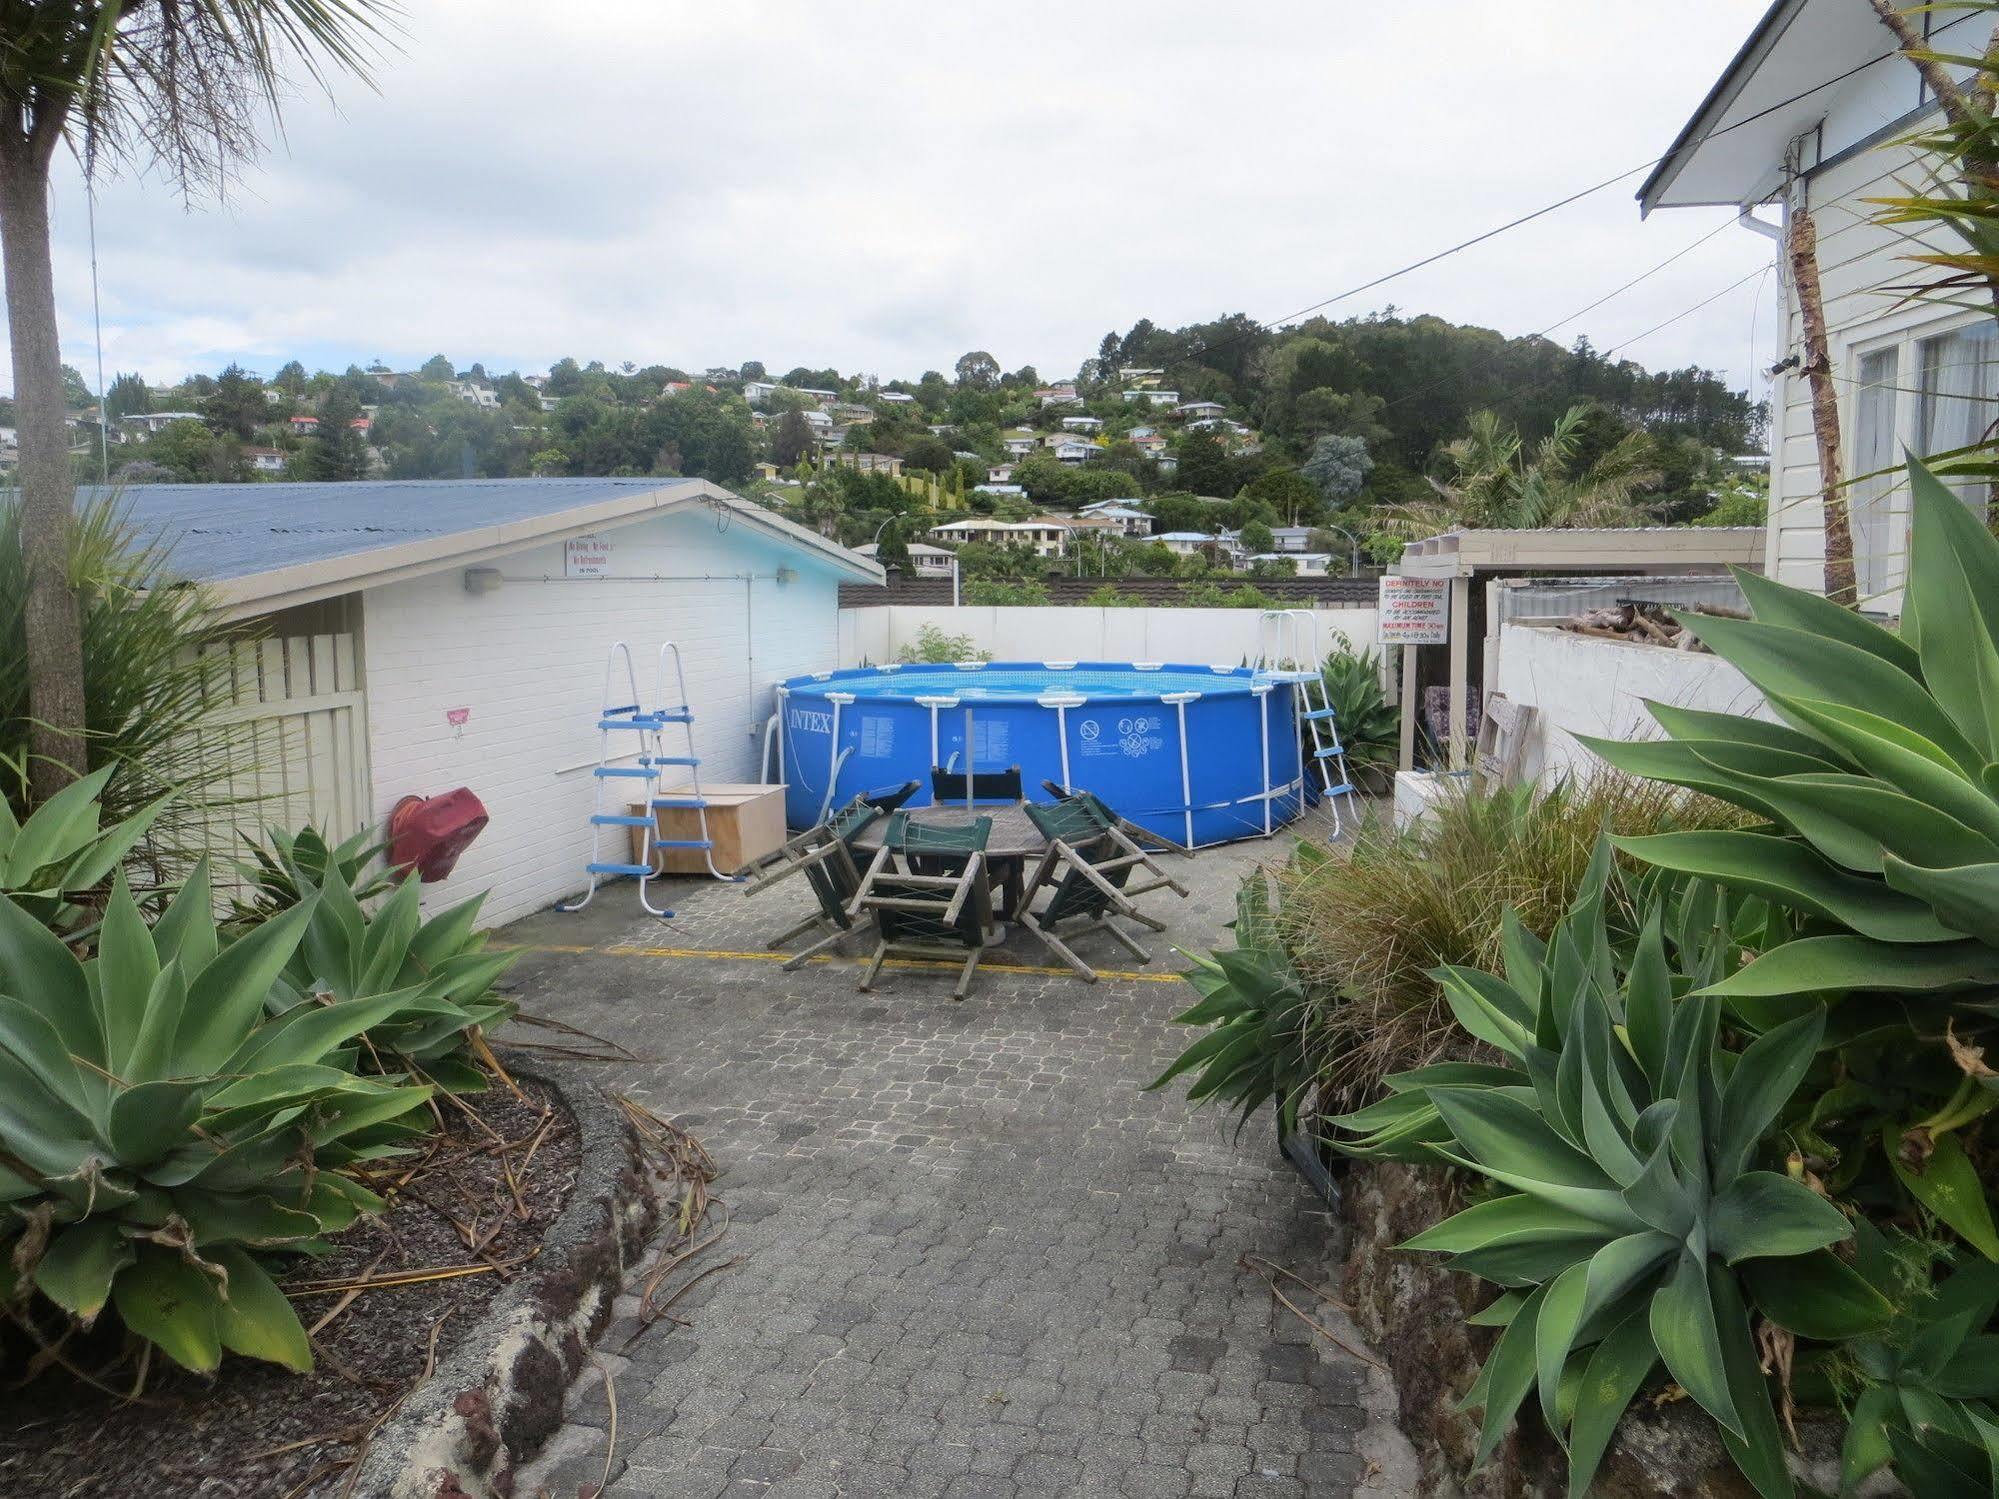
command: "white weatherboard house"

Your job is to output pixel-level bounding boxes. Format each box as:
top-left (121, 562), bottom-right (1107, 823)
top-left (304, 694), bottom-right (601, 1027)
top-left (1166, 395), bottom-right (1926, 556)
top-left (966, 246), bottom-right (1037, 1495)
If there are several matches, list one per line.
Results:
top-left (1642, 0), bottom-right (1992, 611)
top-left (111, 478), bottom-right (881, 926)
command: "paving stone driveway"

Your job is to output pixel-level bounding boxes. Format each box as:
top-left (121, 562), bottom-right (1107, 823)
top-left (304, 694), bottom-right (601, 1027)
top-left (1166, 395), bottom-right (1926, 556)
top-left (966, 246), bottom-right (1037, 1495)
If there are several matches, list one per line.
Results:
top-left (502, 828), bottom-right (1409, 1498)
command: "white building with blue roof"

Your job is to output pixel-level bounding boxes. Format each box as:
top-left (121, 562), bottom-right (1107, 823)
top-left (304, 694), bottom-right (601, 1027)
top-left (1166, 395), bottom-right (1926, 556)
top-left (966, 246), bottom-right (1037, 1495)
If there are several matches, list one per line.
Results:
top-left (107, 477), bottom-right (881, 924)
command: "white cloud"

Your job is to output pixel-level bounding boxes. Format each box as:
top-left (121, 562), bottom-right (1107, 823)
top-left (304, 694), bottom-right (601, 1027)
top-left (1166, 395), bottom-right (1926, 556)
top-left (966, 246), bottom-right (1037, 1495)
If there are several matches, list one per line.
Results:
top-left (12, 0), bottom-right (1782, 399)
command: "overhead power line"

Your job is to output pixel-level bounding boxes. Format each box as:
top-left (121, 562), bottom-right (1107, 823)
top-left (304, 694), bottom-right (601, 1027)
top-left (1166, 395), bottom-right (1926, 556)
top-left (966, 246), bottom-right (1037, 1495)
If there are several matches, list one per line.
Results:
top-left (1158, 43), bottom-right (1903, 373)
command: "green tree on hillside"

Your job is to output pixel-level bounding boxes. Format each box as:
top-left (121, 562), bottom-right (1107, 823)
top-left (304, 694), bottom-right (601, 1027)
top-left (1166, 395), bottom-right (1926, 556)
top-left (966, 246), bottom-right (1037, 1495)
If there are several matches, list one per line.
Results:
top-left (1381, 404), bottom-right (1659, 538)
top-left (104, 371), bottom-right (150, 421)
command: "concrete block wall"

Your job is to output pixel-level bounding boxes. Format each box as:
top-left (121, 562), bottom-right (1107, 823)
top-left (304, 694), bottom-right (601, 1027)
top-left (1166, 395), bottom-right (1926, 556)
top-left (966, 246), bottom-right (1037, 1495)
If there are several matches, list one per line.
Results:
top-left (1493, 623), bottom-right (1776, 786)
top-left (363, 507), bottom-right (845, 925)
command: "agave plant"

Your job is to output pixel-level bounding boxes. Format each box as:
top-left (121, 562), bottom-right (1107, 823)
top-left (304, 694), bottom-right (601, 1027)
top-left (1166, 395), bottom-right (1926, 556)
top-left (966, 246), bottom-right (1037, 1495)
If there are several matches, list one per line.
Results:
top-left (1885, 1418), bottom-right (1999, 1498)
top-left (1329, 851), bottom-right (1762, 1161)
top-left (277, 861), bottom-right (517, 1089)
top-left (0, 863), bottom-right (431, 1374)
top-left (1792, 1219), bottom-right (1999, 1495)
top-left (1148, 865), bottom-right (1315, 1136)
top-left (1584, 457), bottom-right (1999, 1005)
top-left (1335, 855), bottom-right (1889, 1496)
top-left (0, 761), bottom-right (171, 936)
top-left (229, 822), bottom-right (396, 929)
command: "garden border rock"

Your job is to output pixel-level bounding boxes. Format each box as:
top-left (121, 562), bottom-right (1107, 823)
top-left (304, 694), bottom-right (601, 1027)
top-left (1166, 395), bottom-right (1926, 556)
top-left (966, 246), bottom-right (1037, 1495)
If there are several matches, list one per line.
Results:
top-left (347, 1054), bottom-right (659, 1499)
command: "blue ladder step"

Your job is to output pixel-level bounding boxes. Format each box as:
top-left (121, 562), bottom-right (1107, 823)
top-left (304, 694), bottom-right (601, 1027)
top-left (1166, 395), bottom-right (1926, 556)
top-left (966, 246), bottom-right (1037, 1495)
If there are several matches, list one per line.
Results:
top-left (1321, 783), bottom-right (1355, 796)
top-left (653, 839), bottom-right (712, 850)
top-left (655, 710), bottom-right (694, 724)
top-left (651, 796), bottom-right (708, 810)
top-left (1301, 707), bottom-right (1340, 721)
top-left (587, 861), bottom-right (655, 877)
top-left (645, 755), bottom-right (700, 767)
top-left (594, 766), bottom-right (659, 779)
top-left (591, 813), bottom-right (654, 827)
top-left (1312, 745), bottom-right (1348, 759)
top-left (605, 703), bottom-right (643, 715)
top-left (598, 717), bottom-right (665, 731)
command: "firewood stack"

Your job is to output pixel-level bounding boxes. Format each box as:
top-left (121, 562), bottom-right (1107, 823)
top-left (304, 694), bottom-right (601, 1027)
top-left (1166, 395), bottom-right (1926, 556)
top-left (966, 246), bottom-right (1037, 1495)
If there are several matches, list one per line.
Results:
top-left (1556, 601), bottom-right (1734, 651)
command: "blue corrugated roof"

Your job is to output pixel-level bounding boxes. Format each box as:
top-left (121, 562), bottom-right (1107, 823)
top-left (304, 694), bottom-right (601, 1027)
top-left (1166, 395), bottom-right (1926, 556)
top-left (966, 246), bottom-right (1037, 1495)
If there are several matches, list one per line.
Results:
top-left (84, 477), bottom-right (709, 584)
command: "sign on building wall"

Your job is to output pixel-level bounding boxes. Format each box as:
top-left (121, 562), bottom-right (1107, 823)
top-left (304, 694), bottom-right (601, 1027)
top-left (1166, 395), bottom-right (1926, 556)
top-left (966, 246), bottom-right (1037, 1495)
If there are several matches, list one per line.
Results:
top-left (1378, 576), bottom-right (1449, 644)
top-left (565, 535), bottom-right (614, 577)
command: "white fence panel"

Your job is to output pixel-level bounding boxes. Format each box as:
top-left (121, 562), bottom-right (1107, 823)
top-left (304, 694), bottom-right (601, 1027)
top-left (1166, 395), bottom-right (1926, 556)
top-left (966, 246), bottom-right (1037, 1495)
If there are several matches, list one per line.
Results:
top-left (841, 604), bottom-right (1379, 668)
top-left (187, 632), bottom-right (371, 887)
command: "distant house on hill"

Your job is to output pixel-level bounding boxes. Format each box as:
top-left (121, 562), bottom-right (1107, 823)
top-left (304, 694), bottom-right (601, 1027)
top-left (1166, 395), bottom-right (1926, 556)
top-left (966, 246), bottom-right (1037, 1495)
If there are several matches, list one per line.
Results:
top-left (124, 411), bottom-right (205, 437)
top-left (245, 446), bottom-right (287, 474)
top-left (1174, 400), bottom-right (1227, 420)
top-left (1122, 389), bottom-right (1178, 406)
top-left (877, 390), bottom-right (917, 405)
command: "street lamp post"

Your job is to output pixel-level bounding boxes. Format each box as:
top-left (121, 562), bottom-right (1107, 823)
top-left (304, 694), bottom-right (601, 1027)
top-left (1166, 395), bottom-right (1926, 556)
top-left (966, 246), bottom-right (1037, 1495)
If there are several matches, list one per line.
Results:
top-left (1320, 523), bottom-right (1362, 578)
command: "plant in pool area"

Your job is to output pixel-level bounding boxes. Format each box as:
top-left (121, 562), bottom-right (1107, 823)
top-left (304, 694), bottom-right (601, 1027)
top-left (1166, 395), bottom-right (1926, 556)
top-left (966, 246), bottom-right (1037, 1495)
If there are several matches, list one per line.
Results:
top-left (0, 864), bottom-right (431, 1376)
top-left (0, 498), bottom-right (249, 864)
top-left (1355, 863), bottom-right (1887, 1497)
top-left (1327, 847), bottom-right (1769, 1161)
top-left (1583, 457), bottom-right (1999, 1261)
top-left (1585, 457), bottom-right (1999, 1005)
top-left (229, 822), bottom-right (395, 929)
top-left (1147, 861), bottom-right (1315, 1136)
top-left (894, 624), bottom-right (990, 664)
top-left (1276, 770), bottom-right (1747, 1107)
top-left (0, 761), bottom-right (171, 937)
top-left (1316, 643), bottom-right (1397, 783)
top-left (277, 863), bottom-right (517, 1089)
top-left (1790, 1219), bottom-right (1999, 1494)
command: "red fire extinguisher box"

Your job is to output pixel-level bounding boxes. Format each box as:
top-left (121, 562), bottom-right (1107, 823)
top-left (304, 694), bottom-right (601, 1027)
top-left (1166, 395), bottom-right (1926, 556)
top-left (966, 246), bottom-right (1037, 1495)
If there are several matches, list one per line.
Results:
top-left (388, 789), bottom-right (489, 883)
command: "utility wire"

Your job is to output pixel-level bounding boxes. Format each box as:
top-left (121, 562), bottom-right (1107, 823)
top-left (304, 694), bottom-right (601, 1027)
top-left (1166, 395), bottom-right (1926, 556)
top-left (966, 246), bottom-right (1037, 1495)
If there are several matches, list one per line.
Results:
top-left (1368, 218), bottom-right (1742, 419)
top-left (1161, 43), bottom-right (1904, 372)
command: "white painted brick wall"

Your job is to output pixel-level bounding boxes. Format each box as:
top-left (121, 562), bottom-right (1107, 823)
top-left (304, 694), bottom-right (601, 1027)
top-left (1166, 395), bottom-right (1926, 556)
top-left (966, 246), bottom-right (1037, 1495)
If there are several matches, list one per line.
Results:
top-left (362, 508), bottom-right (844, 925)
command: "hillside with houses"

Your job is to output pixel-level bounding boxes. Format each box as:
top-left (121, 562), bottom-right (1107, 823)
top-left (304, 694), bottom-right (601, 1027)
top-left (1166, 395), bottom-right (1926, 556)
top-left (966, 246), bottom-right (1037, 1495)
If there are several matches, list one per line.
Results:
top-left (3, 310), bottom-right (1765, 593)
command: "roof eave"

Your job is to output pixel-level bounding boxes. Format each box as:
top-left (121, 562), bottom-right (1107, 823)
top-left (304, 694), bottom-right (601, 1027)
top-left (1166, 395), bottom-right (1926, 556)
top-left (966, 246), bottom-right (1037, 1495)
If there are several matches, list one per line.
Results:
top-left (1637, 0), bottom-right (1804, 215)
top-left (210, 481), bottom-right (883, 621)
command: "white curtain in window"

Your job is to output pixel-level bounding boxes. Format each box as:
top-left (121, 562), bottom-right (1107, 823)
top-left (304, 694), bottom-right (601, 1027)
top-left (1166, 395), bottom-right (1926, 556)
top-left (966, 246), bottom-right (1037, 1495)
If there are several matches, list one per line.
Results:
top-left (1852, 348), bottom-right (1900, 597)
top-left (1917, 321), bottom-right (1999, 519)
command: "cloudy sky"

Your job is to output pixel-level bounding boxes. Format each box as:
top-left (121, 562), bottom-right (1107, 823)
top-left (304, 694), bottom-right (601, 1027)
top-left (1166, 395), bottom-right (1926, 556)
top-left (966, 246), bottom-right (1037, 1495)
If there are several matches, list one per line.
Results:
top-left (15, 0), bottom-right (1784, 399)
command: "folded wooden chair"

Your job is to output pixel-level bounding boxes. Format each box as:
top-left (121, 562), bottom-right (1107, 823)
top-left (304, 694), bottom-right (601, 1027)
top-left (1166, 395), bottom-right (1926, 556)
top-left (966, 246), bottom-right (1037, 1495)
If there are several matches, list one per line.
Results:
top-left (740, 782), bottom-right (919, 968)
top-left (931, 763), bottom-right (1024, 807)
top-left (1037, 779), bottom-right (1194, 858)
top-left (848, 811), bottom-right (993, 999)
top-left (1013, 794), bottom-right (1191, 981)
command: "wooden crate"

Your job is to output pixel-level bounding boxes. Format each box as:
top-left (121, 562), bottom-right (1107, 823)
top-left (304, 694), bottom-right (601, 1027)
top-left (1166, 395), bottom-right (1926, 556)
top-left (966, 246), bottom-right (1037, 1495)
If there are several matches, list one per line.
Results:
top-left (629, 783), bottom-right (788, 875)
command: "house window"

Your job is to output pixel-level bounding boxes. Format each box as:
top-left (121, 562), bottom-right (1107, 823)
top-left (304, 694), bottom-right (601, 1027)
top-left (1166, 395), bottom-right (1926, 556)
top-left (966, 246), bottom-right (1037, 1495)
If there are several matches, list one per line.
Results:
top-left (1852, 348), bottom-right (1900, 596)
top-left (1838, 316), bottom-right (1997, 603)
top-left (1916, 320), bottom-right (1998, 518)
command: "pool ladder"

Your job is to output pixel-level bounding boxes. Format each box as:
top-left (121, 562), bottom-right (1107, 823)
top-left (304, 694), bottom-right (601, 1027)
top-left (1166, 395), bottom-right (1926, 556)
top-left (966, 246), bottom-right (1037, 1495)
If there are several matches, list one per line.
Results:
top-left (1255, 609), bottom-right (1355, 837)
top-left (559, 641), bottom-right (735, 918)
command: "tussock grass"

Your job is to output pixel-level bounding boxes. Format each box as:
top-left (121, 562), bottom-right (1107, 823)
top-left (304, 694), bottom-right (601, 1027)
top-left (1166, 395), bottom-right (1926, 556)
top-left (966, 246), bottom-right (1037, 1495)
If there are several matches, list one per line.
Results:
top-left (1278, 770), bottom-right (1746, 1104)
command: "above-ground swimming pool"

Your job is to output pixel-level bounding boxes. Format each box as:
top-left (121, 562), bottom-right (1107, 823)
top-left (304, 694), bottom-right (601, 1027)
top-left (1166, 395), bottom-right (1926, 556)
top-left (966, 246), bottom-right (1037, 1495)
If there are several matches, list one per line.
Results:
top-left (774, 661), bottom-right (1309, 847)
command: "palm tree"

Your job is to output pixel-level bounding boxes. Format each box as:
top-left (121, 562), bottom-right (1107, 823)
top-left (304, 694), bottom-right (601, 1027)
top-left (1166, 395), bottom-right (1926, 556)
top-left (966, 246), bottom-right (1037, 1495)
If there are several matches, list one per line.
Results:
top-left (1379, 405), bottom-right (1662, 540)
top-left (0, 1), bottom-right (390, 803)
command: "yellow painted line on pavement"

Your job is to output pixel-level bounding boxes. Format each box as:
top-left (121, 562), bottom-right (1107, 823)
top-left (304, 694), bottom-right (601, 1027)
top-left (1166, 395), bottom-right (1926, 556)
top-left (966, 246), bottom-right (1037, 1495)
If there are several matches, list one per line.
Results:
top-left (494, 940), bottom-right (1189, 985)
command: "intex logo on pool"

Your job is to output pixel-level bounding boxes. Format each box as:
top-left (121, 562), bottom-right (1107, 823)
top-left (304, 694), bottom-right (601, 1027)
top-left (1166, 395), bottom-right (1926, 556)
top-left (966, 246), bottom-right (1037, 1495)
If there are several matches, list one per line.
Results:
top-left (1078, 716), bottom-right (1163, 758)
top-left (786, 707), bottom-right (833, 735)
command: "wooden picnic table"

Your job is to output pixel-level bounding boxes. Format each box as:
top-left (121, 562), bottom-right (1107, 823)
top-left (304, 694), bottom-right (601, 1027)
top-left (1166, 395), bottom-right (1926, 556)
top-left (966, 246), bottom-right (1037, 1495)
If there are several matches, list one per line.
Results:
top-left (849, 802), bottom-right (1048, 929)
